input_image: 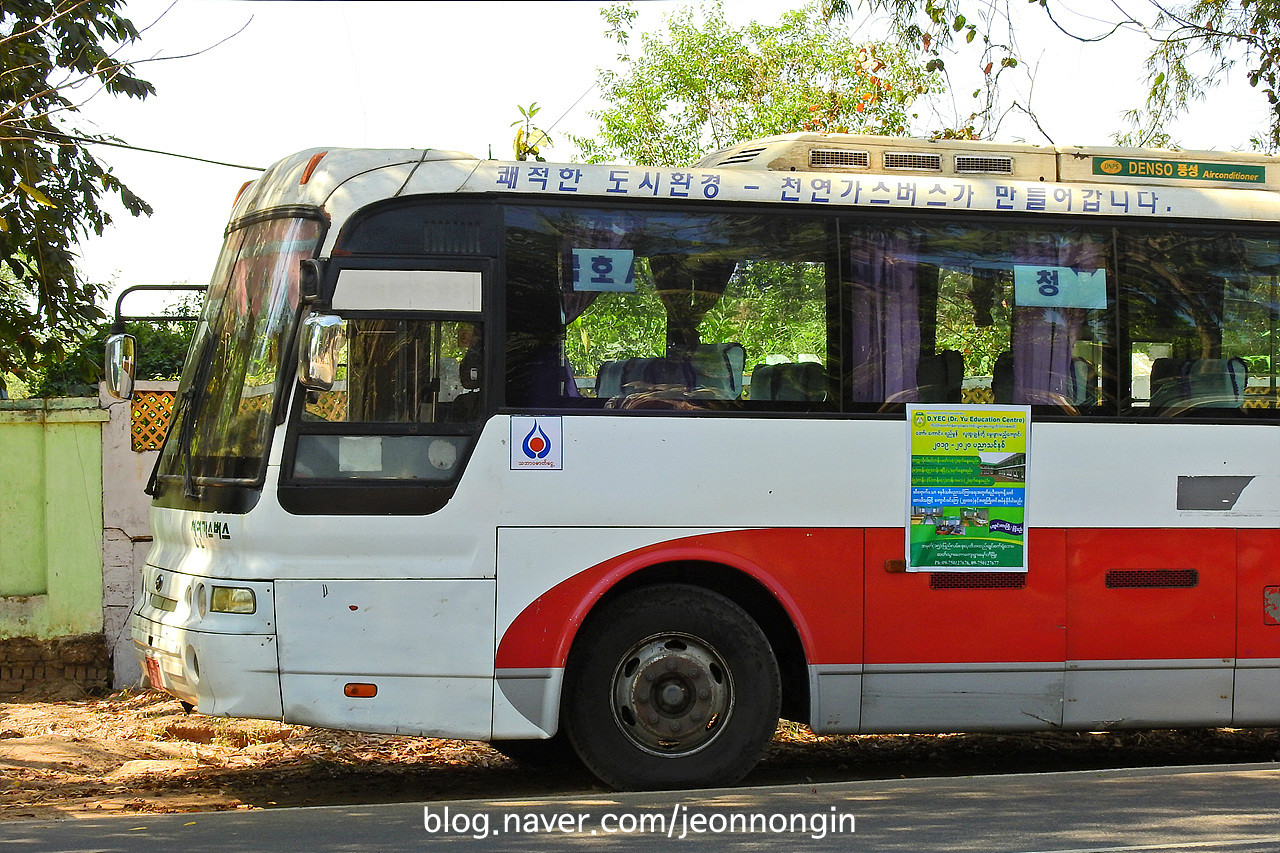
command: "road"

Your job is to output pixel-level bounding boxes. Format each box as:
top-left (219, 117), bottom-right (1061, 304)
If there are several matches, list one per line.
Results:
top-left (2, 763), bottom-right (1278, 852)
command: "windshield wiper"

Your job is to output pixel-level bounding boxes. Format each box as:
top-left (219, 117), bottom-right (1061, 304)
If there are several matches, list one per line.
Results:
top-left (145, 327), bottom-right (218, 500)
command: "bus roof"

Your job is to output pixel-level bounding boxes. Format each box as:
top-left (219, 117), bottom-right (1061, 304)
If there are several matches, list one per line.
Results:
top-left (228, 135), bottom-right (1280, 258)
top-left (697, 133), bottom-right (1279, 191)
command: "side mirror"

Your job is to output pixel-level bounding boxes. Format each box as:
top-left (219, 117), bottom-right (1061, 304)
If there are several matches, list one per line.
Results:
top-left (297, 313), bottom-right (344, 391)
top-left (104, 333), bottom-right (137, 400)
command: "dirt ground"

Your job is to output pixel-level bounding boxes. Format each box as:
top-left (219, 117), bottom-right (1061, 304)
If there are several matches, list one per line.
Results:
top-left (1, 688), bottom-right (1277, 822)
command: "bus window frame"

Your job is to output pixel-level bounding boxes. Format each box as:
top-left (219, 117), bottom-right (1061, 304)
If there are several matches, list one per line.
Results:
top-left (277, 255), bottom-right (495, 516)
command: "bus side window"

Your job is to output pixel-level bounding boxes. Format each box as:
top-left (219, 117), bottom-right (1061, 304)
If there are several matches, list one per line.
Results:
top-left (504, 205), bottom-right (834, 412)
top-left (1120, 229), bottom-right (1278, 416)
top-left (292, 318), bottom-right (483, 482)
top-left (846, 221), bottom-right (1110, 413)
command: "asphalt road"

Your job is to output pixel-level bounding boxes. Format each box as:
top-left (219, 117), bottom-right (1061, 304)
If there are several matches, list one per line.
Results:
top-left (2, 763), bottom-right (1278, 853)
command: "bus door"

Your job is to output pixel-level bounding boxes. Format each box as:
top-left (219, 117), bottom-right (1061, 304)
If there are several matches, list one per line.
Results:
top-left (275, 262), bottom-right (498, 737)
top-left (861, 529), bottom-right (1067, 732)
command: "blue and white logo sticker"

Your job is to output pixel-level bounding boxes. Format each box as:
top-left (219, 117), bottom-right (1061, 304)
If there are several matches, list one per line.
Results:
top-left (510, 416), bottom-right (562, 470)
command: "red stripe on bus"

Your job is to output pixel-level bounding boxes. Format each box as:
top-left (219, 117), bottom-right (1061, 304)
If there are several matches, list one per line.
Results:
top-left (495, 528), bottom-right (863, 670)
top-left (495, 527), bottom-right (1280, 671)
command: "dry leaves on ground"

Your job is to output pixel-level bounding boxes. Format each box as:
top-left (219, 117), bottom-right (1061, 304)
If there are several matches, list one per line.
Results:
top-left (1, 689), bottom-right (1276, 821)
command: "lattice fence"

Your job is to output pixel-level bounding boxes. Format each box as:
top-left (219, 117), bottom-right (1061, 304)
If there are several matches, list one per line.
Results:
top-left (130, 391), bottom-right (175, 452)
top-left (960, 387), bottom-right (995, 404)
top-left (1243, 385), bottom-right (1279, 409)
top-left (305, 391), bottom-right (348, 422)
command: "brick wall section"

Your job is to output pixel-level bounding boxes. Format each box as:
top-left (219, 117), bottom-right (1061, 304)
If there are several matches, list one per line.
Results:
top-left (0, 633), bottom-right (111, 697)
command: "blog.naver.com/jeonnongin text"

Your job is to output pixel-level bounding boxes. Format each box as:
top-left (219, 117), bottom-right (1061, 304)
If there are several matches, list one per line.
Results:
top-left (423, 804), bottom-right (856, 841)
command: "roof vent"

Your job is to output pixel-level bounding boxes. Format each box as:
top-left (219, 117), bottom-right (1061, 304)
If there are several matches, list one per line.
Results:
top-left (955, 154), bottom-right (1014, 174)
top-left (716, 146), bottom-right (766, 166)
top-left (884, 151), bottom-right (942, 171)
top-left (809, 148), bottom-right (870, 169)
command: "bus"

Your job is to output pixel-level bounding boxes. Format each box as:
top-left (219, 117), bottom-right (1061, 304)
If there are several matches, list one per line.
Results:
top-left (113, 133), bottom-right (1280, 791)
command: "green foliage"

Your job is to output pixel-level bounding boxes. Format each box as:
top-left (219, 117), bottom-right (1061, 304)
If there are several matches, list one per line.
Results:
top-left (0, 0), bottom-right (154, 388)
top-left (30, 312), bottom-right (194, 397)
top-left (511, 102), bottom-right (551, 161)
top-left (1122, 1), bottom-right (1280, 150)
top-left (565, 261), bottom-right (670, 372)
top-left (701, 262), bottom-right (827, 367)
top-left (838, 1), bottom-right (1280, 149)
top-left (565, 260), bottom-right (828, 380)
top-left (934, 270), bottom-right (1008, 376)
top-left (573, 1), bottom-right (934, 165)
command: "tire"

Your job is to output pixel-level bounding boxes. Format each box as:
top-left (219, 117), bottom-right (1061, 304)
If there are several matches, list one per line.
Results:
top-left (488, 732), bottom-right (579, 768)
top-left (563, 583), bottom-right (781, 790)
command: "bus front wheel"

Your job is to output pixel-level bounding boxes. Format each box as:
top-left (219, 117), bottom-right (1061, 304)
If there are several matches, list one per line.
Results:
top-left (563, 583), bottom-right (781, 790)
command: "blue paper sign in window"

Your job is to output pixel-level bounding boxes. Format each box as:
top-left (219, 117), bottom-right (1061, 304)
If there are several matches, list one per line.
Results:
top-left (1013, 265), bottom-right (1107, 310)
top-left (571, 248), bottom-right (636, 292)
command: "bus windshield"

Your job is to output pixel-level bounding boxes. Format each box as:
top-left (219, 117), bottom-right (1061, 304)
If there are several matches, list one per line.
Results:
top-left (156, 214), bottom-right (323, 487)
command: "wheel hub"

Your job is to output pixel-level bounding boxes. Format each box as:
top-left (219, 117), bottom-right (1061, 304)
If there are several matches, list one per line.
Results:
top-left (612, 634), bottom-right (732, 756)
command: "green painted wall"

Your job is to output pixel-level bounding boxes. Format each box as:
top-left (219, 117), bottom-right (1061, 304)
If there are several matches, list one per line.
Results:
top-left (0, 399), bottom-right (108, 639)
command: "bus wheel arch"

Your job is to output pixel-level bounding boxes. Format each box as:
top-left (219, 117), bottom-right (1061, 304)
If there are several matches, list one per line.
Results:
top-left (561, 581), bottom-right (781, 790)
top-left (577, 559), bottom-right (811, 726)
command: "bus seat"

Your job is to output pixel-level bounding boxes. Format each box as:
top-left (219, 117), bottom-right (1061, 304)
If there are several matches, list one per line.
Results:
top-left (596, 360), bottom-right (624, 398)
top-left (625, 357), bottom-right (695, 390)
top-left (564, 360), bottom-right (581, 397)
top-left (1150, 357), bottom-right (1181, 388)
top-left (687, 342), bottom-right (745, 398)
top-left (917, 349), bottom-right (963, 402)
top-left (1068, 356), bottom-right (1098, 407)
top-left (751, 361), bottom-right (826, 401)
top-left (1148, 357), bottom-right (1188, 411)
top-left (748, 363), bottom-right (773, 400)
top-left (992, 352), bottom-right (1014, 403)
top-left (1186, 357), bottom-right (1248, 407)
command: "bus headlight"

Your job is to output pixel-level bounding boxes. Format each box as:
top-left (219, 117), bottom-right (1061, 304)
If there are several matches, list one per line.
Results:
top-left (209, 586), bottom-right (256, 614)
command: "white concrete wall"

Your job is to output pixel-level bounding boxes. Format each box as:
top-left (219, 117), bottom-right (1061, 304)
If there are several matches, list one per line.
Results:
top-left (100, 381), bottom-right (176, 687)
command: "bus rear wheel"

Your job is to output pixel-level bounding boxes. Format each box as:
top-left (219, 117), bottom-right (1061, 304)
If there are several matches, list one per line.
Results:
top-left (563, 584), bottom-right (781, 790)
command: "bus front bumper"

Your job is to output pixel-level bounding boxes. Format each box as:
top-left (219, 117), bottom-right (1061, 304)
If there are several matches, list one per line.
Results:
top-left (132, 613), bottom-right (283, 721)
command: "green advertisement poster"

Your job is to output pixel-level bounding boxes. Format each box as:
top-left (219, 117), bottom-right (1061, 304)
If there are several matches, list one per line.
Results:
top-left (907, 405), bottom-right (1030, 572)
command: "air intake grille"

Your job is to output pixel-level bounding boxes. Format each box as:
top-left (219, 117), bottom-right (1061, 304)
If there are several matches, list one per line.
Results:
top-left (1105, 569), bottom-right (1199, 589)
top-left (884, 152), bottom-right (942, 171)
top-left (929, 572), bottom-right (1027, 590)
top-left (424, 219), bottom-right (484, 255)
top-left (809, 149), bottom-right (870, 168)
top-left (955, 155), bottom-right (1014, 174)
top-left (716, 146), bottom-right (766, 165)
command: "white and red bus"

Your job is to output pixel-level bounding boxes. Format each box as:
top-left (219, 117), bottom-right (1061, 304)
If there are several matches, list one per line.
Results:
top-left (115, 134), bottom-right (1280, 790)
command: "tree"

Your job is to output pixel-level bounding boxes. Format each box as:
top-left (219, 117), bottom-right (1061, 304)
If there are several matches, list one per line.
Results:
top-left (572, 1), bottom-right (935, 165)
top-left (30, 311), bottom-right (194, 397)
top-left (1115, 1), bottom-right (1280, 149)
top-left (0, 0), bottom-right (154, 394)
top-left (511, 102), bottom-right (551, 161)
top-left (828, 1), bottom-right (1280, 149)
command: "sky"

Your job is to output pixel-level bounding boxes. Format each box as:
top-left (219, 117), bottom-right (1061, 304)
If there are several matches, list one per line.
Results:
top-left (72, 0), bottom-right (1268, 310)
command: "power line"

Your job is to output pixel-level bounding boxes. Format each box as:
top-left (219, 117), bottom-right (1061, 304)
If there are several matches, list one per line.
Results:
top-left (13, 125), bottom-right (266, 171)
